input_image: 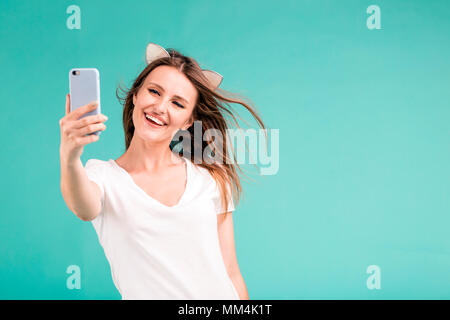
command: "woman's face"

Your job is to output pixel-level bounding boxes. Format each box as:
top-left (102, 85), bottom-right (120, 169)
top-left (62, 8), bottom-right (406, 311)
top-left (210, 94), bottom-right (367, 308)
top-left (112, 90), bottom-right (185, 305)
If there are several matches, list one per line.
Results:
top-left (132, 65), bottom-right (198, 143)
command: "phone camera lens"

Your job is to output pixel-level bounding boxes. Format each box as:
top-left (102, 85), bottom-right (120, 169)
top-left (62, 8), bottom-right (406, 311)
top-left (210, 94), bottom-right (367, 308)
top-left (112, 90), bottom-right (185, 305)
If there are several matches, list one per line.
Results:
top-left (72, 71), bottom-right (76, 75)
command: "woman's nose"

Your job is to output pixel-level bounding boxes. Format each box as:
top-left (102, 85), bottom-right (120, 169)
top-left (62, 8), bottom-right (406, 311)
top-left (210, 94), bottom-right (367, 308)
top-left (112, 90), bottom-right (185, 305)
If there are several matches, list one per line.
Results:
top-left (152, 102), bottom-right (168, 114)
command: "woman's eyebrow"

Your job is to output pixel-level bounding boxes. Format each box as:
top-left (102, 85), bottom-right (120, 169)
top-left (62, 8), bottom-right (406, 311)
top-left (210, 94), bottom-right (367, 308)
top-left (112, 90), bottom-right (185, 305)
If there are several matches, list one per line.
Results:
top-left (148, 82), bottom-right (189, 104)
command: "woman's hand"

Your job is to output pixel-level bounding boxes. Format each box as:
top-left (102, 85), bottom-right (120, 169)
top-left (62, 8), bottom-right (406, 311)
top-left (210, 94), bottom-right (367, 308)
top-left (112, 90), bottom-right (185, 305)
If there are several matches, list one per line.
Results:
top-left (59, 93), bottom-right (108, 165)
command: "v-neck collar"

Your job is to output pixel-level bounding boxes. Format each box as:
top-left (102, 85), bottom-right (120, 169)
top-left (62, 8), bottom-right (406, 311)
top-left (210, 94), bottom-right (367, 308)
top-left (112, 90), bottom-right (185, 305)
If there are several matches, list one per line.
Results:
top-left (109, 157), bottom-right (191, 209)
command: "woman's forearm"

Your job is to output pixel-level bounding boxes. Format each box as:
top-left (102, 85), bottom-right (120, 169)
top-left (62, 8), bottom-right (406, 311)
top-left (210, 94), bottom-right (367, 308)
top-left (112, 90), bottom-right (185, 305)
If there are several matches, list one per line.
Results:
top-left (60, 156), bottom-right (101, 221)
top-left (230, 271), bottom-right (249, 300)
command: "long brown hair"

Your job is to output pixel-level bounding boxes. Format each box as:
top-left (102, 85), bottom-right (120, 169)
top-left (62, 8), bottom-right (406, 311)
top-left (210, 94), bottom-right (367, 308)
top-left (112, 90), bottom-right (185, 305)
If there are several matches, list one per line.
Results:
top-left (116, 46), bottom-right (266, 213)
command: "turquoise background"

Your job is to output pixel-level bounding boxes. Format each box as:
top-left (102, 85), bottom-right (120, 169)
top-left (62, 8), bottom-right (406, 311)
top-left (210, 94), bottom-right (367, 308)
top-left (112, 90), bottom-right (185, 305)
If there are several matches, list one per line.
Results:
top-left (1, 0), bottom-right (449, 299)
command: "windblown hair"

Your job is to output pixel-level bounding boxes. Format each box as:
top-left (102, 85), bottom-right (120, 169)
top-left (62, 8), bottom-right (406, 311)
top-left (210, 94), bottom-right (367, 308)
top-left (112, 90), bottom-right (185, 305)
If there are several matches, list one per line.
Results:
top-left (116, 47), bottom-right (266, 213)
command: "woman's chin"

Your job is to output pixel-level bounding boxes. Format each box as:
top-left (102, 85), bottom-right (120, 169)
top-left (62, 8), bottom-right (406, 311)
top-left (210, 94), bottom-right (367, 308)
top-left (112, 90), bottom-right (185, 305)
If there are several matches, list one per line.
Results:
top-left (136, 130), bottom-right (166, 142)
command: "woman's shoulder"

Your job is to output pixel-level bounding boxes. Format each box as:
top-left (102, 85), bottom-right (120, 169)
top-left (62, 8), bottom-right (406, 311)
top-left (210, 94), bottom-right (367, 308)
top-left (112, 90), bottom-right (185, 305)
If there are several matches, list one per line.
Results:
top-left (188, 158), bottom-right (210, 175)
top-left (85, 158), bottom-right (114, 175)
top-left (186, 158), bottom-right (216, 186)
top-left (85, 158), bottom-right (110, 167)
top-left (187, 159), bottom-right (230, 191)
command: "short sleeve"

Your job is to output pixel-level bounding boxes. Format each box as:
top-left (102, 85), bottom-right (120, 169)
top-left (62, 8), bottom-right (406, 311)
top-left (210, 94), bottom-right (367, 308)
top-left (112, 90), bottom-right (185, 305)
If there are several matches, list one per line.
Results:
top-left (84, 159), bottom-right (105, 211)
top-left (213, 182), bottom-right (235, 214)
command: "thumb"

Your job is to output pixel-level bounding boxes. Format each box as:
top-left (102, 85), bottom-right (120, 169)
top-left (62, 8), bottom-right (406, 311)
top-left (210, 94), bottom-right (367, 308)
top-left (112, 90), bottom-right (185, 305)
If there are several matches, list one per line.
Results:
top-left (65, 93), bottom-right (70, 115)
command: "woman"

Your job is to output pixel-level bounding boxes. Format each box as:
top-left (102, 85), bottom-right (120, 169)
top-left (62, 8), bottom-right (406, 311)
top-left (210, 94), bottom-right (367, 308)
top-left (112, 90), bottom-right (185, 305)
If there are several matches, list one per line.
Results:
top-left (59, 43), bottom-right (266, 300)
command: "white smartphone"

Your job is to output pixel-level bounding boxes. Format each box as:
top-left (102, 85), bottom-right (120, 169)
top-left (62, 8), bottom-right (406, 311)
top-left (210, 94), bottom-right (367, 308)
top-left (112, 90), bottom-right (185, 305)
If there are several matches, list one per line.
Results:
top-left (69, 68), bottom-right (101, 135)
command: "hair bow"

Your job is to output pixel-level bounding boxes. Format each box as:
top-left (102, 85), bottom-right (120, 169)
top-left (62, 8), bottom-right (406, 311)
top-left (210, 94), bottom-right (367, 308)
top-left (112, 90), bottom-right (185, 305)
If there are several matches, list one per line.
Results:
top-left (145, 42), bottom-right (223, 91)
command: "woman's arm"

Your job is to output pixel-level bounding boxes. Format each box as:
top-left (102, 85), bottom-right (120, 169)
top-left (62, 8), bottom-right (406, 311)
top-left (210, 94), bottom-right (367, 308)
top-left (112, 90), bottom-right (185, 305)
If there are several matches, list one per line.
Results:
top-left (217, 212), bottom-right (250, 300)
top-left (60, 157), bottom-right (102, 221)
top-left (59, 94), bottom-right (106, 222)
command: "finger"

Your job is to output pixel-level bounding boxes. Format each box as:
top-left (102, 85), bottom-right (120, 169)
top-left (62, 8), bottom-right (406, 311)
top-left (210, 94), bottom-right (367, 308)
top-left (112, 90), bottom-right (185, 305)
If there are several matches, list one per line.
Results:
top-left (78, 123), bottom-right (106, 136)
top-left (71, 122), bottom-right (106, 137)
top-left (65, 94), bottom-right (70, 115)
top-left (72, 113), bottom-right (108, 130)
top-left (67, 100), bottom-right (99, 121)
top-left (62, 114), bottom-right (107, 134)
top-left (78, 133), bottom-right (100, 145)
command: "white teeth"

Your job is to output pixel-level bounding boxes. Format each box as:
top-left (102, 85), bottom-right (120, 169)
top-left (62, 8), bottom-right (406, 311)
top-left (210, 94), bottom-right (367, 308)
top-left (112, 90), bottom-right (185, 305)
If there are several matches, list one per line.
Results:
top-left (145, 113), bottom-right (165, 125)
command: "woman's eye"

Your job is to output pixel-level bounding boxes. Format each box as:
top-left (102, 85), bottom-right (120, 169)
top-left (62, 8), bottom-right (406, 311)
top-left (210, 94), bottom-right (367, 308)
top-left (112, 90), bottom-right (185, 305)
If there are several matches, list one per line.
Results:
top-left (148, 88), bottom-right (184, 108)
top-left (173, 101), bottom-right (185, 109)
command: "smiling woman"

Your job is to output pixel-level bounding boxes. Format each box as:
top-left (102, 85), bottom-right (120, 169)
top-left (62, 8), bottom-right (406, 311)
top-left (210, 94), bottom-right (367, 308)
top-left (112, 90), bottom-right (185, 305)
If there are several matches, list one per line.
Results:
top-left (71, 42), bottom-right (267, 300)
top-left (116, 44), bottom-right (266, 214)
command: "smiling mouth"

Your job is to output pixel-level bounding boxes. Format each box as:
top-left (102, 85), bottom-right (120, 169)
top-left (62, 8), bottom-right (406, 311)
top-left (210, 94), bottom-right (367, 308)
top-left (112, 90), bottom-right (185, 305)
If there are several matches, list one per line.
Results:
top-left (144, 112), bottom-right (167, 127)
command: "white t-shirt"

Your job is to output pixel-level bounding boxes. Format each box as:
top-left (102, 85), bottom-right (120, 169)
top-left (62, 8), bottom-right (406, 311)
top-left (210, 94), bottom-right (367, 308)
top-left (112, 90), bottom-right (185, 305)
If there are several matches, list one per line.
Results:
top-left (84, 157), bottom-right (239, 300)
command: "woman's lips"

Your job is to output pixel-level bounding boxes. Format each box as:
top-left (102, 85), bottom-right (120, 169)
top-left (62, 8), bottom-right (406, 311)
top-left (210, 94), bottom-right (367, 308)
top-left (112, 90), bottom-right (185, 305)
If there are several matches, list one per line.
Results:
top-left (144, 112), bottom-right (166, 128)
